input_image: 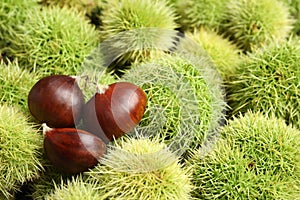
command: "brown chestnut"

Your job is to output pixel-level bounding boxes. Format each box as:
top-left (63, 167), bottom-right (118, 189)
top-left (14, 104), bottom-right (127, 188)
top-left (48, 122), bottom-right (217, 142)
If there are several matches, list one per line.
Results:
top-left (28, 75), bottom-right (85, 128)
top-left (82, 82), bottom-right (147, 142)
top-left (43, 123), bottom-right (106, 174)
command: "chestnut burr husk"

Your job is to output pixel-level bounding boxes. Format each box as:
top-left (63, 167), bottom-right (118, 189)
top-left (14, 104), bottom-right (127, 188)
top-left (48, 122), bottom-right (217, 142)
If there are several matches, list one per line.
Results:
top-left (28, 75), bottom-right (85, 128)
top-left (82, 82), bottom-right (147, 143)
top-left (43, 124), bottom-right (106, 174)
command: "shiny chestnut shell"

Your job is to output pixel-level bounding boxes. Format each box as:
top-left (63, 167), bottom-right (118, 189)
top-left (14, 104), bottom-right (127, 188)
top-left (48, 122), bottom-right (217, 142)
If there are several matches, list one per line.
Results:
top-left (43, 124), bottom-right (106, 174)
top-left (82, 82), bottom-right (147, 142)
top-left (28, 75), bottom-right (84, 128)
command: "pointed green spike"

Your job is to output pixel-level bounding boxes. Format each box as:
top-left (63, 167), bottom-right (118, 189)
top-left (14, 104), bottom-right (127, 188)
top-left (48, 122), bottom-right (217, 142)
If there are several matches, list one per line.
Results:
top-left (85, 137), bottom-right (193, 200)
top-left (0, 104), bottom-right (43, 199)
top-left (6, 6), bottom-right (100, 76)
top-left (188, 111), bottom-right (300, 199)
top-left (227, 37), bottom-right (300, 128)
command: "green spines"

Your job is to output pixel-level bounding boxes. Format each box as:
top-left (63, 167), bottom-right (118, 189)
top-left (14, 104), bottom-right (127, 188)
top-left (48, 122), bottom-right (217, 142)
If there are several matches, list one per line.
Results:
top-left (1, 0), bottom-right (299, 198)
top-left (280, 0), bottom-right (300, 35)
top-left (38, 0), bottom-right (104, 26)
top-left (0, 0), bottom-right (39, 49)
top-left (0, 60), bottom-right (40, 113)
top-left (38, 0), bottom-right (100, 14)
top-left (175, 0), bottom-right (227, 30)
top-left (99, 0), bottom-right (179, 66)
top-left (30, 166), bottom-right (99, 200)
top-left (227, 38), bottom-right (300, 128)
top-left (189, 111), bottom-right (300, 199)
top-left (0, 104), bottom-right (43, 199)
top-left (168, 0), bottom-right (294, 51)
top-left (185, 28), bottom-right (242, 80)
top-left (29, 163), bottom-right (70, 200)
top-left (45, 176), bottom-right (102, 200)
top-left (222, 0), bottom-right (294, 52)
top-left (101, 0), bottom-right (178, 38)
top-left (122, 57), bottom-right (200, 151)
top-left (122, 53), bottom-right (225, 152)
top-left (85, 137), bottom-right (193, 200)
top-left (6, 6), bottom-right (100, 76)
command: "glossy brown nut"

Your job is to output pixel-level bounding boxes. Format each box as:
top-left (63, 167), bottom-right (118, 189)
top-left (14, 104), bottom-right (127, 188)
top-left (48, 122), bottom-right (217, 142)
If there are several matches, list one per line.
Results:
top-left (82, 82), bottom-right (147, 143)
top-left (28, 75), bottom-right (85, 128)
top-left (43, 124), bottom-right (106, 174)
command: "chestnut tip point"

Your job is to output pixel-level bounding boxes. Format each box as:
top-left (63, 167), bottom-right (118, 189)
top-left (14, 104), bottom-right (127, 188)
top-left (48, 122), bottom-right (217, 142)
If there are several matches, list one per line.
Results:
top-left (42, 123), bottom-right (52, 135)
top-left (70, 75), bottom-right (81, 82)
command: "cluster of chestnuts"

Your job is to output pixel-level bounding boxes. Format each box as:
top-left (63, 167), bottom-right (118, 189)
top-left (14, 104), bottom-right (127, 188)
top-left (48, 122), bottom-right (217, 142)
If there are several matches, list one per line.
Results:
top-left (28, 75), bottom-right (147, 174)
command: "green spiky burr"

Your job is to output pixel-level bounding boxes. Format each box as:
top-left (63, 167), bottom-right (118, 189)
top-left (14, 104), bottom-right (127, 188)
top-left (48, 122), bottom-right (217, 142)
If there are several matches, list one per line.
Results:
top-left (38, 0), bottom-right (99, 13)
top-left (221, 0), bottom-right (294, 52)
top-left (99, 0), bottom-right (179, 68)
top-left (0, 0), bottom-right (39, 50)
top-left (101, 0), bottom-right (178, 39)
top-left (227, 37), bottom-right (300, 128)
top-left (280, 0), bottom-right (300, 35)
top-left (85, 137), bottom-right (193, 200)
top-left (174, 0), bottom-right (227, 31)
top-left (0, 60), bottom-right (40, 114)
top-left (188, 111), bottom-right (300, 199)
top-left (121, 53), bottom-right (225, 153)
top-left (29, 163), bottom-right (75, 200)
top-left (0, 104), bottom-right (43, 199)
top-left (38, 0), bottom-right (104, 26)
top-left (185, 28), bottom-right (242, 80)
top-left (44, 176), bottom-right (102, 200)
top-left (6, 6), bottom-right (100, 76)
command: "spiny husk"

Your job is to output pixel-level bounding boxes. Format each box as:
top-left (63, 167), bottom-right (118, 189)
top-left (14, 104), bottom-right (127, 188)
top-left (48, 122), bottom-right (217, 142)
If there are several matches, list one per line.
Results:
top-left (227, 37), bottom-right (300, 128)
top-left (121, 52), bottom-right (226, 154)
top-left (38, 0), bottom-right (104, 26)
top-left (29, 160), bottom-right (71, 200)
top-left (101, 0), bottom-right (178, 38)
top-left (44, 175), bottom-right (102, 200)
top-left (85, 137), bottom-right (193, 200)
top-left (0, 60), bottom-right (40, 114)
top-left (98, 28), bottom-right (180, 69)
top-left (185, 28), bottom-right (243, 81)
top-left (188, 111), bottom-right (300, 199)
top-left (0, 104), bottom-right (43, 199)
top-left (0, 0), bottom-right (39, 50)
top-left (222, 0), bottom-right (294, 52)
top-left (6, 6), bottom-right (100, 76)
top-left (38, 0), bottom-right (100, 14)
top-left (280, 0), bottom-right (300, 35)
top-left (76, 30), bottom-right (169, 78)
top-left (174, 0), bottom-right (227, 31)
top-left (99, 0), bottom-right (179, 68)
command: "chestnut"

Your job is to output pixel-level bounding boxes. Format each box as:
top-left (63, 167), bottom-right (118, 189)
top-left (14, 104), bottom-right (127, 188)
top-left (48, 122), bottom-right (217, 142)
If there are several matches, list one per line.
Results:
top-left (82, 82), bottom-right (147, 142)
top-left (28, 75), bottom-right (85, 128)
top-left (43, 123), bottom-right (106, 174)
